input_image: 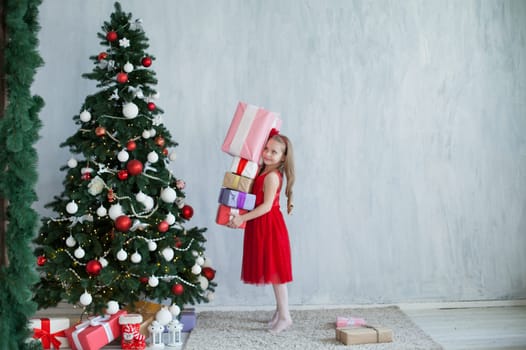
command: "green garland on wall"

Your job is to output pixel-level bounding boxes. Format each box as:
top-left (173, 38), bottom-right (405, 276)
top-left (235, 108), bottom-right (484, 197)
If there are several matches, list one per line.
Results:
top-left (0, 0), bottom-right (44, 349)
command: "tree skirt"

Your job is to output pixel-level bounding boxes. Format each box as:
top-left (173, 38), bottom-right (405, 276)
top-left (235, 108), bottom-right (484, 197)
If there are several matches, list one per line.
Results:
top-left (184, 306), bottom-right (443, 350)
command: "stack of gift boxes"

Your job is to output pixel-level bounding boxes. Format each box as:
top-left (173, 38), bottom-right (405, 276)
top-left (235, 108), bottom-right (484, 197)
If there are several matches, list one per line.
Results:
top-left (216, 102), bottom-right (282, 228)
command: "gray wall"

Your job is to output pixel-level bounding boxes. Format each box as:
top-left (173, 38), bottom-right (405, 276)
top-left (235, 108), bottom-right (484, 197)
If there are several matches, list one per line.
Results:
top-left (33, 1), bottom-right (526, 307)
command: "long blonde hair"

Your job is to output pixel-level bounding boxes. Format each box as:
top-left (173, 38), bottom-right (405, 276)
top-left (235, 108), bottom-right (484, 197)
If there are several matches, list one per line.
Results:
top-left (269, 134), bottom-right (295, 212)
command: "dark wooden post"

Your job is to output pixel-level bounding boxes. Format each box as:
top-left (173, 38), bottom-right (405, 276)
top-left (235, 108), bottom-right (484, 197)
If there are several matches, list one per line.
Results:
top-left (0, 0), bottom-right (8, 267)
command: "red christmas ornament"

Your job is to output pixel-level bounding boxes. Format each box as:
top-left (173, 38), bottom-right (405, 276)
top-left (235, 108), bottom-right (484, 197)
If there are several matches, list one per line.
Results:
top-left (181, 205), bottom-right (194, 220)
top-left (139, 276), bottom-right (149, 284)
top-left (126, 159), bottom-right (143, 176)
top-left (106, 31), bottom-right (118, 42)
top-left (95, 126), bottom-right (106, 137)
top-left (202, 267), bottom-right (216, 281)
top-left (116, 72), bottom-right (128, 84)
top-left (158, 221), bottom-right (169, 233)
top-left (107, 189), bottom-right (116, 203)
top-left (86, 260), bottom-right (102, 276)
top-left (118, 170), bottom-right (129, 181)
top-left (174, 237), bottom-right (182, 248)
top-left (141, 56), bottom-right (152, 67)
top-left (81, 172), bottom-right (92, 181)
top-left (147, 102), bottom-right (156, 111)
top-left (37, 255), bottom-right (47, 266)
top-left (171, 283), bottom-right (184, 295)
top-left (115, 215), bottom-right (132, 232)
top-left (98, 52), bottom-right (108, 61)
top-left (162, 148), bottom-right (168, 156)
top-left (155, 136), bottom-right (165, 147)
top-left (126, 140), bottom-right (137, 151)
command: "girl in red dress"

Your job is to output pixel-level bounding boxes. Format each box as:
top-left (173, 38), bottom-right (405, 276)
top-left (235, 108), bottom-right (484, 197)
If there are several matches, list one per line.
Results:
top-left (229, 132), bottom-right (295, 334)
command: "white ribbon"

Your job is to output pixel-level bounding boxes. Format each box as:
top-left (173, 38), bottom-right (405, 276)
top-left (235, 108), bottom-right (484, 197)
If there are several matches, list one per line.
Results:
top-left (68, 214), bottom-right (93, 228)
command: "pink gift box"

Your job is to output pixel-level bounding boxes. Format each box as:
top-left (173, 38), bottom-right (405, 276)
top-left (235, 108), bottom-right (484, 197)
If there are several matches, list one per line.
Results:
top-left (216, 204), bottom-right (248, 228)
top-left (230, 156), bottom-right (259, 179)
top-left (222, 102), bottom-right (282, 162)
top-left (65, 310), bottom-right (126, 350)
top-left (29, 317), bottom-right (70, 349)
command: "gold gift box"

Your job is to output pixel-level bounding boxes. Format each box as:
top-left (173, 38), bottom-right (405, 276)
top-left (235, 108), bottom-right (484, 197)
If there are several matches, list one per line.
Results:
top-left (222, 172), bottom-right (254, 193)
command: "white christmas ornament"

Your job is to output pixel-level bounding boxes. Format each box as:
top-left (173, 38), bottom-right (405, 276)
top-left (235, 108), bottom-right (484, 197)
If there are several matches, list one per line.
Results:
top-left (99, 257), bottom-right (108, 268)
top-left (162, 247), bottom-right (174, 261)
top-left (148, 276), bottom-right (159, 287)
top-left (131, 251), bottom-right (142, 263)
top-left (66, 201), bottom-right (78, 214)
top-left (147, 151), bottom-right (159, 163)
top-left (169, 304), bottom-right (181, 316)
top-left (147, 240), bottom-right (157, 251)
top-left (74, 247), bottom-right (85, 259)
top-left (117, 149), bottom-right (130, 162)
top-left (106, 300), bottom-right (120, 315)
top-left (198, 275), bottom-right (209, 290)
top-left (67, 158), bottom-right (78, 168)
top-left (80, 291), bottom-right (92, 306)
top-left (142, 130), bottom-right (151, 139)
top-left (96, 205), bottom-right (107, 217)
top-left (108, 204), bottom-right (124, 220)
top-left (123, 62), bottom-right (134, 73)
top-left (165, 213), bottom-right (176, 225)
top-left (135, 191), bottom-right (147, 202)
top-left (66, 235), bottom-right (77, 247)
top-left (160, 187), bottom-right (177, 203)
top-left (168, 151), bottom-right (177, 161)
top-left (191, 264), bottom-right (202, 275)
top-left (122, 102), bottom-right (139, 119)
top-left (191, 250), bottom-right (198, 257)
top-left (87, 176), bottom-right (105, 196)
top-left (142, 196), bottom-right (154, 211)
top-left (116, 249), bottom-right (128, 261)
top-left (205, 291), bottom-right (215, 301)
top-left (196, 256), bottom-right (205, 266)
top-left (155, 307), bottom-right (172, 326)
top-left (148, 128), bottom-right (156, 137)
top-left (79, 110), bottom-right (91, 122)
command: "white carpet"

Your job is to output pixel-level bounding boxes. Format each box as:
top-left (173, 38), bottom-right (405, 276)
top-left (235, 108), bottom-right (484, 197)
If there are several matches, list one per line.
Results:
top-left (184, 306), bottom-right (444, 350)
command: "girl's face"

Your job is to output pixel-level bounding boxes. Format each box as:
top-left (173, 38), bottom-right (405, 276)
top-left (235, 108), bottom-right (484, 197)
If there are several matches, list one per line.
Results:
top-left (262, 138), bottom-right (286, 168)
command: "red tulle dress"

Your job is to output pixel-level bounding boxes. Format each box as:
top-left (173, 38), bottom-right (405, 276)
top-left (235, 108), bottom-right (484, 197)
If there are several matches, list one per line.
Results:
top-left (241, 170), bottom-right (293, 285)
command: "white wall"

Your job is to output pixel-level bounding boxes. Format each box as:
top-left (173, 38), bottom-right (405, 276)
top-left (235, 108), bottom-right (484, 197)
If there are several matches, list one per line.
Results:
top-left (33, 0), bottom-right (526, 307)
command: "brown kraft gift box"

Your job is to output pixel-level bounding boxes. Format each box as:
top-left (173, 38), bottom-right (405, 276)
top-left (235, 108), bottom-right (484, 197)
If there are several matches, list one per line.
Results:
top-left (336, 325), bottom-right (393, 345)
top-left (222, 172), bottom-right (254, 193)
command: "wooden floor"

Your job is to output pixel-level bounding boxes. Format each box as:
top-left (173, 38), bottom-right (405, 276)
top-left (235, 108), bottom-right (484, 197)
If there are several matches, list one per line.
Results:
top-left (404, 305), bottom-right (526, 350)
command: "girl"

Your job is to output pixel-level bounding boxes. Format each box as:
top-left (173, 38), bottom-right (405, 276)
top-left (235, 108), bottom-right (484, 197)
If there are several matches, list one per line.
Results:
top-left (229, 132), bottom-right (295, 334)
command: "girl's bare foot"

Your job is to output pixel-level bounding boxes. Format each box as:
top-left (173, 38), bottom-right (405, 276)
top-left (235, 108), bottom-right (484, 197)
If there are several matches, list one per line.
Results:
top-left (269, 317), bottom-right (292, 334)
top-left (267, 310), bottom-right (279, 328)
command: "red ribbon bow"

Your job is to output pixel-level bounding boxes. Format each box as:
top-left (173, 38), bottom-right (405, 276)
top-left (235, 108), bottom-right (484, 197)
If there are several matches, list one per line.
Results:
top-left (32, 318), bottom-right (66, 350)
top-left (269, 128), bottom-right (280, 138)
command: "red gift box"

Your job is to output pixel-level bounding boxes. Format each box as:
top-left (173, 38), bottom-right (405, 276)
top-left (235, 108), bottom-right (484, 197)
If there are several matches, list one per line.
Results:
top-left (216, 204), bottom-right (248, 228)
top-left (29, 317), bottom-right (70, 349)
top-left (65, 310), bottom-right (126, 350)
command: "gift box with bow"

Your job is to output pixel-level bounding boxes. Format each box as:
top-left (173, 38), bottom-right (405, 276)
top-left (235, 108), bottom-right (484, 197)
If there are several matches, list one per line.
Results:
top-left (336, 325), bottom-right (393, 345)
top-left (218, 188), bottom-right (256, 210)
top-left (65, 310), bottom-right (126, 350)
top-left (216, 204), bottom-right (248, 228)
top-left (230, 156), bottom-right (259, 179)
top-left (29, 317), bottom-right (70, 350)
top-left (221, 102), bottom-right (281, 162)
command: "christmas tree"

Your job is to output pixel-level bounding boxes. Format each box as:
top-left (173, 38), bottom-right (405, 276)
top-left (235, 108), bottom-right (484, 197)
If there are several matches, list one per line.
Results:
top-left (33, 2), bottom-right (216, 315)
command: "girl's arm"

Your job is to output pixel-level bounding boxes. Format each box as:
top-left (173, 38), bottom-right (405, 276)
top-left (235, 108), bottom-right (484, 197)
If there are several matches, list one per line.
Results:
top-left (229, 171), bottom-right (280, 228)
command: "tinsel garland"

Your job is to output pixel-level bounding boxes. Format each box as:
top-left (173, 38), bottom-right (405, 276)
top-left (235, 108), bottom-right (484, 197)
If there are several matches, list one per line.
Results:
top-left (0, 0), bottom-right (44, 349)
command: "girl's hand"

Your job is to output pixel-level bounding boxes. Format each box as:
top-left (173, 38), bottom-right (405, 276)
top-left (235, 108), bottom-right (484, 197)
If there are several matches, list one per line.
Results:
top-left (228, 213), bottom-right (244, 229)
